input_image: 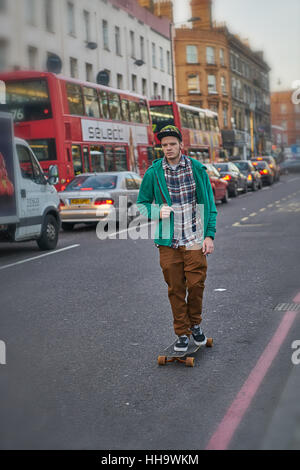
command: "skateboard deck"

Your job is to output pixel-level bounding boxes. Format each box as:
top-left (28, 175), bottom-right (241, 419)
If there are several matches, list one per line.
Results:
top-left (158, 337), bottom-right (213, 367)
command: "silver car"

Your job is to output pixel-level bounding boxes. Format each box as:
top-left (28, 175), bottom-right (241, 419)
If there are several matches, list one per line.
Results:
top-left (58, 172), bottom-right (142, 231)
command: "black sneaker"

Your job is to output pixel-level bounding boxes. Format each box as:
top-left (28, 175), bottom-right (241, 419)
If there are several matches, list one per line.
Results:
top-left (191, 325), bottom-right (206, 346)
top-left (174, 335), bottom-right (189, 352)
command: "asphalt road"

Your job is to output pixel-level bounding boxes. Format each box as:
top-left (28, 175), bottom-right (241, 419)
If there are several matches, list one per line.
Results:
top-left (0, 174), bottom-right (300, 450)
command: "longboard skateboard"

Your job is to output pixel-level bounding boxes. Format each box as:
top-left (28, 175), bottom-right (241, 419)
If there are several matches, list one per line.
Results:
top-left (158, 337), bottom-right (213, 367)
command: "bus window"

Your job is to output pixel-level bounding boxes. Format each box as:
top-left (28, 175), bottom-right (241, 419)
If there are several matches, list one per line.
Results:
top-left (140, 101), bottom-right (150, 124)
top-left (179, 108), bottom-right (188, 128)
top-left (66, 83), bottom-right (84, 116)
top-left (214, 116), bottom-right (220, 132)
top-left (147, 147), bottom-right (155, 165)
top-left (129, 101), bottom-right (141, 123)
top-left (105, 146), bottom-right (115, 171)
top-left (109, 93), bottom-right (122, 121)
top-left (83, 146), bottom-right (90, 172)
top-left (205, 116), bottom-right (211, 131)
top-left (194, 113), bottom-right (201, 130)
top-left (83, 86), bottom-right (100, 118)
top-left (4, 78), bottom-right (52, 122)
top-left (90, 146), bottom-right (105, 172)
top-left (186, 111), bottom-right (194, 129)
top-left (99, 91), bottom-right (110, 119)
top-left (200, 112), bottom-right (206, 131)
top-left (121, 99), bottom-right (130, 122)
top-left (210, 117), bottom-right (215, 131)
top-left (115, 146), bottom-right (128, 171)
top-left (72, 145), bottom-right (83, 175)
top-left (27, 139), bottom-right (57, 162)
top-left (150, 104), bottom-right (174, 133)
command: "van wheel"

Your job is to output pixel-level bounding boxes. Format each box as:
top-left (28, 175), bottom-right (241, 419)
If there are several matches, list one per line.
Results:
top-left (37, 214), bottom-right (59, 251)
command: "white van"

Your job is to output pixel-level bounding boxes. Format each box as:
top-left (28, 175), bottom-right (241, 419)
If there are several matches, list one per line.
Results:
top-left (0, 113), bottom-right (60, 250)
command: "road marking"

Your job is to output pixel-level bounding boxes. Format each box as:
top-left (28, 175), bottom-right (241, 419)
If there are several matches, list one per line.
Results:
top-left (287, 178), bottom-right (300, 183)
top-left (205, 291), bottom-right (300, 450)
top-left (249, 212), bottom-right (257, 217)
top-left (259, 208), bottom-right (266, 212)
top-left (0, 244), bottom-right (80, 271)
top-left (241, 217), bottom-right (249, 221)
top-left (108, 221), bottom-right (156, 238)
top-left (267, 204), bottom-right (274, 208)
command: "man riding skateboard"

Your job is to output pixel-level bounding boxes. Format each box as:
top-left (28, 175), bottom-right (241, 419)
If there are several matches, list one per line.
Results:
top-left (137, 125), bottom-right (217, 352)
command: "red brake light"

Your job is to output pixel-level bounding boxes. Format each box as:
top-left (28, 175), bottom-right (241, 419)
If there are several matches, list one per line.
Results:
top-left (260, 169), bottom-right (268, 175)
top-left (222, 174), bottom-right (231, 181)
top-left (247, 174), bottom-right (252, 181)
top-left (80, 187), bottom-right (93, 191)
top-left (94, 199), bottom-right (114, 205)
top-left (59, 199), bottom-right (65, 210)
top-left (43, 108), bottom-right (49, 115)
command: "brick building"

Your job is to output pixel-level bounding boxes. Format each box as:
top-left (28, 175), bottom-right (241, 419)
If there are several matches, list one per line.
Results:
top-left (173, 0), bottom-right (272, 159)
top-left (271, 90), bottom-right (300, 157)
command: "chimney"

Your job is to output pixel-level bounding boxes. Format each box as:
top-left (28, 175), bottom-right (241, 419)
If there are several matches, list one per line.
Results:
top-left (190, 0), bottom-right (212, 30)
top-left (137, 0), bottom-right (155, 13)
top-left (154, 0), bottom-right (174, 22)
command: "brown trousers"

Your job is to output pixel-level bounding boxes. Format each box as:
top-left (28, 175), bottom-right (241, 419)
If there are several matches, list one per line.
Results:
top-left (159, 245), bottom-right (208, 337)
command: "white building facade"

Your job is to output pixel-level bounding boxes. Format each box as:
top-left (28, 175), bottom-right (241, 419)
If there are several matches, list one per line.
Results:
top-left (0, 0), bottom-right (173, 99)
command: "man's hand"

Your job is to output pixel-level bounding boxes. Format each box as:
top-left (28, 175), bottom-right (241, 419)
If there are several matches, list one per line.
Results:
top-left (202, 237), bottom-right (214, 255)
top-left (160, 205), bottom-right (174, 219)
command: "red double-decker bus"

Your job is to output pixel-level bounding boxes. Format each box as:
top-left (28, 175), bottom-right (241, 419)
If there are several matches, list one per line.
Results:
top-left (0, 71), bottom-right (155, 190)
top-left (149, 100), bottom-right (223, 163)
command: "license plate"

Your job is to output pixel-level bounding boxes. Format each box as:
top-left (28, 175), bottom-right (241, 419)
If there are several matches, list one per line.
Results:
top-left (71, 199), bottom-right (91, 205)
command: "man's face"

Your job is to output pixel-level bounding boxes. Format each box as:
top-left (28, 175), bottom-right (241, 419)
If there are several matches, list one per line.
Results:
top-left (161, 136), bottom-right (183, 162)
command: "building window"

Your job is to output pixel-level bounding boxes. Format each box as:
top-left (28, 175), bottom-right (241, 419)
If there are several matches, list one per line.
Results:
top-left (130, 31), bottom-right (135, 58)
top-left (140, 36), bottom-right (145, 62)
top-left (220, 48), bottom-right (225, 66)
top-left (206, 46), bottom-right (215, 65)
top-left (167, 50), bottom-right (171, 74)
top-left (153, 82), bottom-right (158, 98)
top-left (186, 45), bottom-right (198, 64)
top-left (152, 43), bottom-right (156, 68)
top-left (102, 20), bottom-right (109, 50)
top-left (0, 0), bottom-right (6, 12)
top-left (26, 0), bottom-right (36, 26)
top-left (142, 78), bottom-right (147, 96)
top-left (169, 88), bottom-right (173, 100)
top-left (67, 2), bottom-right (75, 36)
top-left (280, 104), bottom-right (287, 114)
top-left (45, 0), bottom-right (54, 32)
top-left (160, 47), bottom-right (164, 71)
top-left (161, 85), bottom-right (166, 99)
top-left (132, 74), bottom-right (137, 92)
top-left (115, 26), bottom-right (121, 55)
top-left (187, 74), bottom-right (200, 94)
top-left (223, 104), bottom-right (228, 127)
top-left (70, 57), bottom-right (78, 78)
top-left (83, 10), bottom-right (90, 42)
top-left (28, 46), bottom-right (38, 69)
top-left (0, 39), bottom-right (8, 70)
top-left (86, 63), bottom-right (93, 82)
top-left (117, 73), bottom-right (123, 90)
top-left (221, 76), bottom-right (227, 95)
top-left (208, 75), bottom-right (217, 94)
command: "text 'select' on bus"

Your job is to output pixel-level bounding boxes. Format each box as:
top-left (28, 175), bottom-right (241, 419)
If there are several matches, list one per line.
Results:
top-left (0, 71), bottom-right (155, 190)
top-left (149, 100), bottom-right (223, 163)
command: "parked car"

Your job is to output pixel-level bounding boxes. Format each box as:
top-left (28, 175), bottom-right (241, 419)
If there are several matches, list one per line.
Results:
top-left (233, 160), bottom-right (262, 191)
top-left (213, 162), bottom-right (248, 197)
top-left (205, 163), bottom-right (229, 203)
top-left (280, 157), bottom-right (300, 173)
top-left (58, 172), bottom-right (142, 231)
top-left (252, 156), bottom-right (280, 181)
top-left (251, 160), bottom-right (274, 186)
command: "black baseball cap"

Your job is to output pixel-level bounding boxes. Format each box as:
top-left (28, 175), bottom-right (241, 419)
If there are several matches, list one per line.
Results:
top-left (157, 125), bottom-right (183, 142)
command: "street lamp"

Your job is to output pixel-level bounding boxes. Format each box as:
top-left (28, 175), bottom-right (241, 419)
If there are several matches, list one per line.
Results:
top-left (170, 17), bottom-right (201, 101)
top-left (250, 102), bottom-right (256, 158)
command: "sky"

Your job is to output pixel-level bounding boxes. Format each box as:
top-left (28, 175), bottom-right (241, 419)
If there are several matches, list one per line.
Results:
top-left (173, 0), bottom-right (300, 92)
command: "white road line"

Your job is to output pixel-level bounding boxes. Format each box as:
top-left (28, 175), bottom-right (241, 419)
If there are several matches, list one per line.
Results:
top-left (0, 244), bottom-right (80, 271)
top-left (108, 221), bottom-right (156, 238)
top-left (287, 178), bottom-right (300, 183)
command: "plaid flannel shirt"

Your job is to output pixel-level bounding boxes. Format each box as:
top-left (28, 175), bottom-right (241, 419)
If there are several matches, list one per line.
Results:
top-left (162, 154), bottom-right (204, 249)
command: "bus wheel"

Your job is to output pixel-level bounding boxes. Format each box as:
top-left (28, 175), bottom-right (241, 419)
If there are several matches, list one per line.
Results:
top-left (37, 214), bottom-right (59, 251)
top-left (62, 222), bottom-right (75, 231)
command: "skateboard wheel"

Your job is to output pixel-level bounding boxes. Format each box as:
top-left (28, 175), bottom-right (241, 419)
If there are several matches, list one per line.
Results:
top-left (158, 356), bottom-right (167, 366)
top-left (186, 357), bottom-right (195, 367)
top-left (206, 338), bottom-right (213, 348)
